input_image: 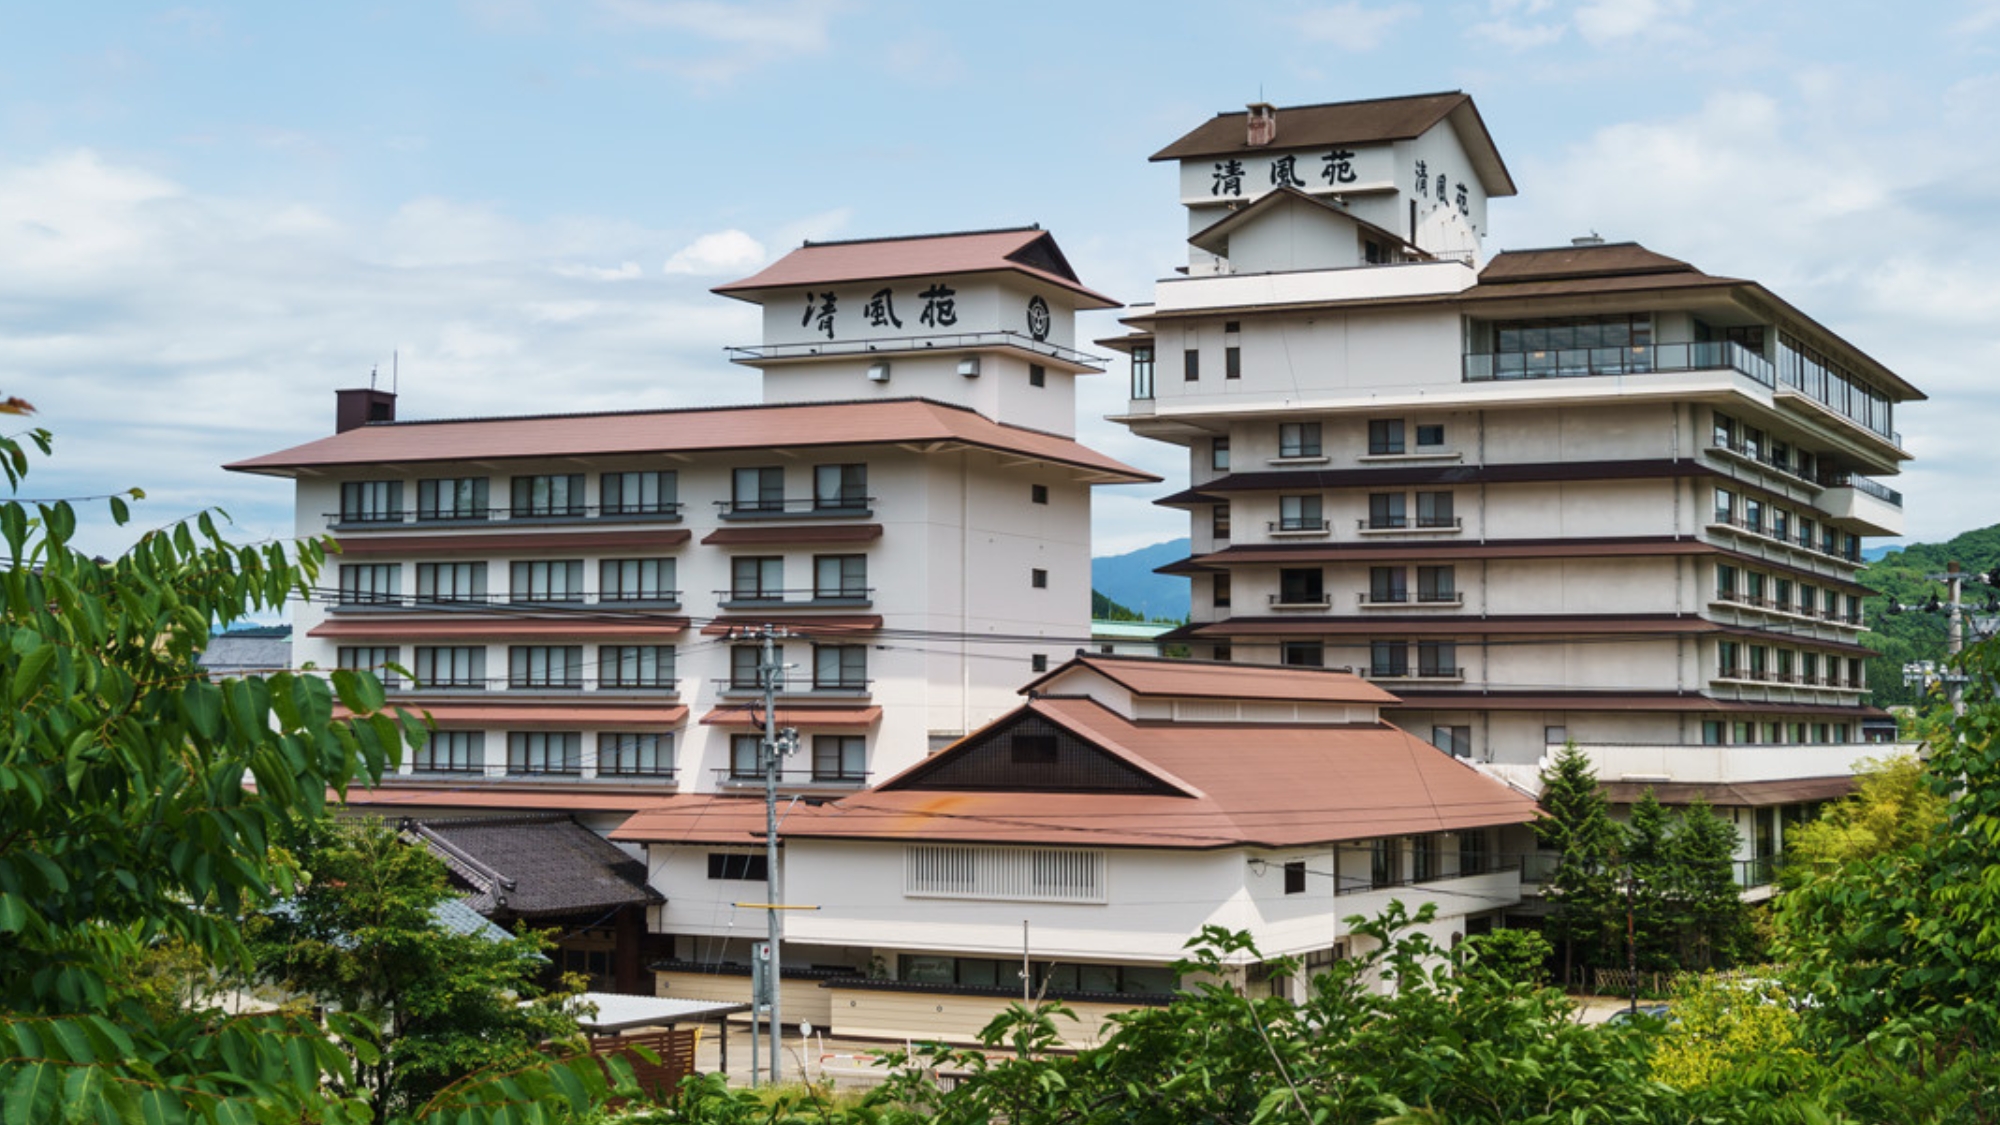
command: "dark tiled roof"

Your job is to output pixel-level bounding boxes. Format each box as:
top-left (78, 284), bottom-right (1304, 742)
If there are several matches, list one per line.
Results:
top-left (1478, 242), bottom-right (1703, 283)
top-left (406, 813), bottom-right (660, 918)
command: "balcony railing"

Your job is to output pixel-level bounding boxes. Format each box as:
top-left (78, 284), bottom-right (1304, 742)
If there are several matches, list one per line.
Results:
top-left (715, 768), bottom-right (871, 788)
top-left (714, 587), bottom-right (874, 609)
top-left (1358, 516), bottom-right (1461, 532)
top-left (1267, 592), bottom-right (1332, 609)
top-left (717, 679), bottom-right (872, 696)
top-left (1329, 857), bottom-right (1521, 896)
top-left (1267, 518), bottom-right (1331, 534)
top-left (327, 592), bottom-right (684, 613)
top-left (1819, 471), bottom-right (1903, 507)
top-left (714, 497), bottom-right (874, 520)
top-left (1707, 516), bottom-right (1861, 562)
top-left (1463, 339), bottom-right (1774, 387)
top-left (1358, 592), bottom-right (1461, 607)
top-left (381, 676), bottom-right (680, 694)
top-left (328, 502), bottom-right (683, 530)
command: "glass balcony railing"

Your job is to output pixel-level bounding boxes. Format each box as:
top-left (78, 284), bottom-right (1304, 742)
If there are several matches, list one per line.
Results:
top-left (1463, 340), bottom-right (1774, 386)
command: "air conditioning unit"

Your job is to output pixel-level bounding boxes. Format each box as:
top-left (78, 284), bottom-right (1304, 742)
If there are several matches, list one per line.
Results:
top-left (866, 361), bottom-right (891, 383)
top-left (957, 357), bottom-right (981, 378)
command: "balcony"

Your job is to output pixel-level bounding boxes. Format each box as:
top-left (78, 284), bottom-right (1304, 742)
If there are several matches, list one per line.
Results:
top-left (716, 678), bottom-right (873, 700)
top-left (1368, 666), bottom-right (1466, 683)
top-left (1357, 516), bottom-right (1461, 536)
top-left (1463, 339), bottom-right (1774, 387)
top-left (1358, 592), bottom-right (1462, 609)
top-left (1266, 518), bottom-right (1331, 538)
top-left (714, 497), bottom-right (874, 521)
top-left (1267, 592), bottom-right (1332, 611)
top-left (328, 502), bottom-right (683, 532)
top-left (1705, 516), bottom-right (1861, 564)
top-left (382, 675), bottom-right (680, 697)
top-left (714, 587), bottom-right (874, 611)
top-left (715, 768), bottom-right (871, 791)
top-left (1555, 741), bottom-right (1909, 789)
top-left (328, 592), bottom-right (683, 614)
top-left (1817, 474), bottom-right (1904, 537)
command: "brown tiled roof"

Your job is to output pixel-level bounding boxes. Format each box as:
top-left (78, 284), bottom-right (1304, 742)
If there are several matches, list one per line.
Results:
top-left (336, 529), bottom-right (692, 556)
top-left (1150, 93), bottom-right (1516, 197)
top-left (1599, 776), bottom-right (1856, 806)
top-left (341, 785), bottom-right (689, 814)
top-left (608, 795), bottom-right (795, 846)
top-left (310, 616), bottom-right (687, 640)
top-left (225, 398), bottom-right (1157, 484)
top-left (697, 616), bottom-right (882, 637)
top-left (1022, 652), bottom-right (1399, 705)
top-left (405, 813), bottom-right (661, 918)
top-left (1477, 243), bottom-right (1701, 284)
top-left (701, 525), bottom-right (882, 546)
top-left (712, 228), bottom-right (1118, 309)
top-left (699, 705), bottom-right (882, 728)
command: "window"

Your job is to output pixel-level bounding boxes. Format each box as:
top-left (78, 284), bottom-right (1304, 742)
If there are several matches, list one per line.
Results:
top-left (1458, 828), bottom-right (1488, 874)
top-left (1029, 363), bottom-right (1046, 387)
top-left (1369, 566), bottom-right (1408, 604)
top-left (1773, 577), bottom-right (1794, 609)
top-left (1031, 568), bottom-right (1048, 589)
top-left (1280, 642), bottom-right (1323, 668)
top-left (730, 646), bottom-right (767, 691)
top-left (1224, 345), bottom-right (1241, 379)
top-left (1418, 640), bottom-right (1457, 677)
top-left (510, 473), bottom-right (584, 518)
top-left (732, 467), bottom-right (784, 513)
top-left (1030, 653), bottom-right (1049, 673)
top-left (1278, 422), bottom-right (1321, 458)
top-left (338, 563), bottom-right (400, 606)
top-left (1031, 483), bottom-right (1049, 505)
top-left (1211, 437), bottom-right (1230, 471)
top-left (1212, 502), bottom-right (1231, 540)
top-left (1417, 565), bottom-right (1455, 602)
top-left (1714, 487), bottom-right (1735, 524)
top-left (904, 845), bottom-right (1106, 903)
top-left (813, 645), bottom-right (867, 690)
top-left (731, 557), bottom-right (784, 602)
top-left (601, 470), bottom-right (677, 516)
top-left (600, 558), bottom-right (674, 603)
top-left (1777, 649), bottom-right (1796, 682)
top-left (1493, 313), bottom-right (1652, 357)
top-left (414, 646), bottom-right (485, 689)
top-left (1431, 726), bottom-right (1471, 757)
top-left (1278, 568), bottom-right (1324, 604)
top-left (508, 731), bottom-right (581, 775)
top-left (1416, 424), bottom-right (1445, 448)
top-left (337, 646), bottom-right (400, 689)
top-left (1184, 350), bottom-right (1200, 381)
top-left (1370, 641), bottom-right (1409, 678)
top-left (599, 732), bottom-right (672, 777)
top-left (1744, 571), bottom-right (1767, 604)
top-left (1368, 493), bottom-right (1406, 529)
top-left (417, 477), bottom-right (489, 521)
top-left (814, 555), bottom-right (867, 600)
top-left (509, 645), bottom-right (582, 689)
top-left (1416, 491), bottom-right (1455, 528)
top-left (813, 735), bottom-right (867, 782)
top-left (1212, 572), bottom-right (1231, 609)
top-left (1702, 720), bottom-right (1725, 746)
top-left (1412, 835), bottom-right (1439, 882)
top-left (1213, 644), bottom-right (1232, 662)
top-left (1278, 494), bottom-right (1323, 531)
top-left (708, 851), bottom-right (769, 880)
top-left (1713, 411), bottom-right (1736, 449)
top-left (1283, 860), bottom-right (1307, 895)
top-left (414, 731), bottom-right (483, 774)
top-left (509, 560), bottom-right (582, 603)
top-left (1749, 646), bottom-right (1769, 680)
top-left (729, 735), bottom-right (764, 779)
top-left (1716, 564), bottom-right (1739, 599)
top-left (1545, 725), bottom-right (1567, 746)
top-left (1130, 345), bottom-right (1155, 399)
top-left (1371, 838), bottom-right (1402, 888)
top-left (600, 645), bottom-right (675, 689)
top-left (1801, 652), bottom-right (1819, 684)
top-left (1367, 419), bottom-right (1406, 455)
top-left (1743, 496), bottom-right (1765, 533)
top-left (340, 480), bottom-right (403, 524)
top-left (1772, 508), bottom-right (1790, 541)
top-left (1717, 641), bottom-right (1741, 677)
top-left (814, 463), bottom-right (867, 510)
top-left (416, 562), bottom-right (487, 604)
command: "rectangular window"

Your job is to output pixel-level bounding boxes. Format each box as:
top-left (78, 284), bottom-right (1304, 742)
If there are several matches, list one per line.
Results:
top-left (1130, 345), bottom-right (1155, 400)
top-left (417, 477), bottom-right (489, 521)
top-left (600, 470), bottom-right (677, 516)
top-left (416, 562), bottom-right (487, 604)
top-left (510, 474), bottom-right (584, 518)
top-left (1713, 412), bottom-right (1736, 449)
top-left (508, 560), bottom-right (582, 603)
top-left (1458, 828), bottom-right (1488, 874)
top-left (1431, 726), bottom-right (1471, 758)
top-left (1367, 419), bottom-right (1406, 455)
top-left (1212, 502), bottom-right (1231, 539)
top-left (1224, 346), bottom-right (1241, 380)
top-left (1412, 835), bottom-right (1439, 882)
top-left (1415, 424), bottom-right (1445, 448)
top-left (1278, 494), bottom-right (1323, 531)
top-left (814, 463), bottom-right (867, 510)
top-left (1371, 641), bottom-right (1409, 678)
top-left (813, 645), bottom-right (867, 690)
top-left (708, 851), bottom-right (769, 880)
top-left (508, 645), bottom-right (582, 689)
top-left (600, 558), bottom-right (675, 603)
top-left (1184, 350), bottom-right (1200, 381)
top-left (340, 480), bottom-right (403, 524)
top-left (730, 646), bottom-right (767, 691)
top-left (1416, 491), bottom-right (1455, 528)
top-left (1772, 508), bottom-right (1790, 541)
top-left (1743, 496), bottom-right (1765, 533)
top-left (1416, 565), bottom-right (1455, 602)
top-left (1283, 860), bottom-right (1307, 895)
top-left (1213, 572), bottom-right (1231, 609)
top-left (1545, 725), bottom-right (1567, 746)
top-left (1031, 653), bottom-right (1048, 673)
top-left (814, 555), bottom-right (867, 600)
top-left (1369, 566), bottom-right (1408, 604)
top-left (729, 734), bottom-right (764, 779)
top-left (413, 646), bottom-right (485, 689)
top-left (1211, 437), bottom-right (1230, 471)
top-left (338, 563), bottom-right (401, 606)
top-left (1368, 493), bottom-right (1406, 529)
top-left (732, 467), bottom-right (784, 513)
top-left (1749, 646), bottom-right (1769, 679)
top-left (337, 646), bottom-right (400, 689)
top-left (812, 735), bottom-right (867, 781)
top-left (1278, 568), bottom-right (1324, 604)
top-left (731, 557), bottom-right (784, 601)
top-left (508, 731), bottom-right (581, 775)
top-left (1280, 642), bottom-right (1322, 668)
top-left (1702, 720), bottom-right (1725, 745)
top-left (1744, 571), bottom-right (1767, 604)
top-left (1418, 640), bottom-right (1457, 677)
top-left (1371, 838), bottom-right (1402, 889)
top-left (1213, 644), bottom-right (1232, 662)
top-left (1716, 564), bottom-right (1738, 599)
top-left (599, 645), bottom-right (675, 689)
top-left (1717, 641), bottom-right (1740, 677)
top-left (1714, 487), bottom-right (1735, 524)
top-left (414, 731), bottom-right (483, 774)
top-left (1278, 422), bottom-right (1321, 458)
top-left (1801, 652), bottom-right (1819, 684)
top-left (1028, 363), bottom-right (1046, 387)
top-left (598, 732), bottom-right (673, 778)
top-left (1031, 483), bottom-right (1049, 505)
top-left (1031, 568), bottom-right (1048, 589)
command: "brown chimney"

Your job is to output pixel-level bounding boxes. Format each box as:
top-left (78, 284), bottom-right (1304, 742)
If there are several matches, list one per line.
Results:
top-left (335, 387), bottom-right (397, 433)
top-left (1246, 102), bottom-right (1277, 147)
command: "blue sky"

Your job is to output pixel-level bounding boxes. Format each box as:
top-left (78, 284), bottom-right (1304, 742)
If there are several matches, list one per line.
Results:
top-left (4, 0), bottom-right (1998, 559)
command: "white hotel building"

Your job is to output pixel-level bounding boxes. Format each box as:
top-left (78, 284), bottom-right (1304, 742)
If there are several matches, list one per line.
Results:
top-left (1106, 92), bottom-right (1922, 883)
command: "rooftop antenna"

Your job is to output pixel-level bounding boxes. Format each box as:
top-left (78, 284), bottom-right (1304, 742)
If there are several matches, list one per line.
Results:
top-left (369, 364), bottom-right (378, 391)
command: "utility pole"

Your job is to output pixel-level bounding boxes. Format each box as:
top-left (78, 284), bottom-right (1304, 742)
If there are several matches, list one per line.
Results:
top-left (1945, 562), bottom-right (1966, 717)
top-left (757, 625), bottom-right (796, 1087)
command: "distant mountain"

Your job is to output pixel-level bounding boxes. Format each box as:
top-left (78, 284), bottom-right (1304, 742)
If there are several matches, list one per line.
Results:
top-left (1091, 538), bottom-right (1190, 622)
top-left (1862, 543), bottom-right (1899, 563)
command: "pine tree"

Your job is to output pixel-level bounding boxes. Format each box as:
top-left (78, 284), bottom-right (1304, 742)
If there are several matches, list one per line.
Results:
top-left (1665, 798), bottom-right (1751, 969)
top-left (1623, 789), bottom-right (1678, 971)
top-left (1535, 744), bottom-right (1625, 986)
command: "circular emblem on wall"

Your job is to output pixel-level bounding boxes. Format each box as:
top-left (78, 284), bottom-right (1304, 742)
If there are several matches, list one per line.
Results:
top-left (1025, 295), bottom-right (1051, 342)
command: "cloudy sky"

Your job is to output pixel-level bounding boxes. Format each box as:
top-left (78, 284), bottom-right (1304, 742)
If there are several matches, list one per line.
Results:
top-left (5, 0), bottom-right (1997, 560)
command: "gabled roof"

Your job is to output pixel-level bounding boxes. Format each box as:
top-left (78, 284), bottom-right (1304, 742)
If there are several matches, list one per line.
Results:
top-left (713, 227), bottom-right (1118, 309)
top-left (405, 813), bottom-right (661, 918)
top-left (1021, 651), bottom-right (1399, 706)
top-left (1186, 186), bottom-right (1432, 260)
top-left (1150, 92), bottom-right (1516, 197)
top-left (1477, 242), bottom-right (1701, 283)
top-left (225, 397), bottom-right (1157, 484)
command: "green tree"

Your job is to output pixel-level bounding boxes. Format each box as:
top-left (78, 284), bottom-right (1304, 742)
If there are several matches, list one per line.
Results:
top-left (246, 820), bottom-right (584, 1122)
top-left (1623, 789), bottom-right (1680, 972)
top-left (1662, 799), bottom-right (1751, 970)
top-left (1534, 744), bottom-right (1626, 984)
top-left (1778, 753), bottom-right (1944, 886)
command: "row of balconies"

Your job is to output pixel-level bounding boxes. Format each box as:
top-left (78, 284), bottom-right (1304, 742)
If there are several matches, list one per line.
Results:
top-left (374, 676), bottom-right (872, 697)
top-left (328, 495), bottom-right (875, 531)
top-left (329, 587), bottom-right (875, 613)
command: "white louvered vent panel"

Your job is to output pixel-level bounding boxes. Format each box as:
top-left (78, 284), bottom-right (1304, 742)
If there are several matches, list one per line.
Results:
top-left (1240, 702), bottom-right (1296, 723)
top-left (905, 845), bottom-right (1106, 903)
top-left (1173, 700), bottom-right (1237, 722)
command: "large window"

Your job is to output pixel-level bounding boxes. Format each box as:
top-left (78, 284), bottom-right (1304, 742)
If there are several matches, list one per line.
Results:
top-left (731, 557), bottom-right (784, 601)
top-left (600, 558), bottom-right (675, 603)
top-left (1280, 641), bottom-right (1322, 668)
top-left (813, 645), bottom-right (867, 691)
top-left (814, 554), bottom-right (867, 599)
top-left (732, 467), bottom-right (784, 513)
top-left (1279, 422), bottom-right (1322, 458)
top-left (416, 562), bottom-right (487, 604)
top-left (414, 731), bottom-right (483, 774)
top-left (729, 734), bottom-right (763, 779)
top-left (1369, 566), bottom-right (1408, 604)
top-left (1278, 495), bottom-right (1323, 532)
top-left (1212, 502), bottom-right (1231, 540)
top-left (417, 477), bottom-right (488, 521)
top-left (510, 473), bottom-right (584, 518)
top-left (1278, 568), bottom-right (1324, 604)
top-left (340, 480), bottom-right (403, 524)
top-left (414, 646), bottom-right (485, 689)
top-left (600, 645), bottom-right (675, 690)
top-left (600, 470), bottom-right (677, 516)
top-left (1493, 313), bottom-right (1652, 355)
top-left (1418, 640), bottom-right (1458, 677)
top-left (337, 646), bottom-right (400, 689)
top-left (1129, 344), bottom-right (1155, 400)
top-left (509, 560), bottom-right (583, 603)
top-left (509, 645), bottom-right (582, 689)
top-left (1367, 419), bottom-right (1406, 455)
top-left (508, 731), bottom-right (581, 775)
top-left (814, 463), bottom-right (867, 510)
top-left (1412, 834), bottom-right (1440, 882)
top-left (1417, 565), bottom-right (1456, 602)
top-left (598, 732), bottom-right (673, 778)
top-left (708, 851), bottom-right (769, 880)
top-left (730, 646), bottom-right (767, 691)
top-left (1371, 838), bottom-right (1402, 888)
top-left (1370, 641), bottom-right (1409, 678)
top-left (1367, 493), bottom-right (1406, 529)
top-left (338, 563), bottom-right (401, 606)
top-left (813, 735), bottom-right (867, 781)
top-left (1416, 491), bottom-right (1455, 528)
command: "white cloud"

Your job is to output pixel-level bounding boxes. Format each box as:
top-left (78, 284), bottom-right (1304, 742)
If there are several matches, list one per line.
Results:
top-left (1572, 0), bottom-right (1692, 44)
top-left (1469, 18), bottom-right (1566, 48)
top-left (554, 260), bottom-right (644, 280)
top-left (1294, 2), bottom-right (1420, 50)
top-left (662, 229), bottom-right (766, 275)
top-left (603, 0), bottom-right (842, 86)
